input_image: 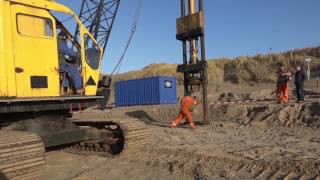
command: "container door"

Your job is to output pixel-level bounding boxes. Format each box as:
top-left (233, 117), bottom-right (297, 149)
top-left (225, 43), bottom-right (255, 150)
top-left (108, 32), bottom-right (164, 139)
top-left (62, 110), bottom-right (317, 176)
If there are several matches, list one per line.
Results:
top-left (11, 4), bottom-right (59, 97)
top-left (159, 77), bottom-right (177, 104)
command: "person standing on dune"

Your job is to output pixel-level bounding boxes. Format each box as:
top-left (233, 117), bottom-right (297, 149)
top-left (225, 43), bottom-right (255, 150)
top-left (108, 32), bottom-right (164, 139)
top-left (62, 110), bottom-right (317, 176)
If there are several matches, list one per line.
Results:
top-left (276, 66), bottom-right (292, 103)
top-left (295, 65), bottom-right (306, 103)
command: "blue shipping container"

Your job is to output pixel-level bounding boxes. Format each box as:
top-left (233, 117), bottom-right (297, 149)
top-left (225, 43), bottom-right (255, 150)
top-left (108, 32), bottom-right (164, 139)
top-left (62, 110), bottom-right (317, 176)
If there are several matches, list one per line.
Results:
top-left (115, 76), bottom-right (177, 106)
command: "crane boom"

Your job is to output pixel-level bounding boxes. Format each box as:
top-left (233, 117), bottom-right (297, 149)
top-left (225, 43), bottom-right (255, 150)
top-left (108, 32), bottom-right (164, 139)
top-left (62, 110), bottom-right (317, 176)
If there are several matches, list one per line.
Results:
top-left (75, 0), bottom-right (120, 56)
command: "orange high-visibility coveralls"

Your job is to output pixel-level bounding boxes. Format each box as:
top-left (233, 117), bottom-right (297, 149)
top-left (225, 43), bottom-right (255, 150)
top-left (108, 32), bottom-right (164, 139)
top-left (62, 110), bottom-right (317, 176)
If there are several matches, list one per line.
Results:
top-left (276, 71), bottom-right (291, 103)
top-left (276, 83), bottom-right (289, 103)
top-left (171, 95), bottom-right (198, 129)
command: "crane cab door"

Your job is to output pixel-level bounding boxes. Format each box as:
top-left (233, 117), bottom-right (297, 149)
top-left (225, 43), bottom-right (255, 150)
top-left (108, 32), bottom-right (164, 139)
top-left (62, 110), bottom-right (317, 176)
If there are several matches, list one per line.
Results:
top-left (11, 4), bottom-right (59, 97)
top-left (81, 34), bottom-right (102, 96)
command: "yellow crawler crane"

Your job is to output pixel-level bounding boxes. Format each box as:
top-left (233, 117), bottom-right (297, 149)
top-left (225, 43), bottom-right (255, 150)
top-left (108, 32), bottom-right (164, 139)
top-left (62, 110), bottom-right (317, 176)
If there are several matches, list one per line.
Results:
top-left (0, 0), bottom-right (149, 179)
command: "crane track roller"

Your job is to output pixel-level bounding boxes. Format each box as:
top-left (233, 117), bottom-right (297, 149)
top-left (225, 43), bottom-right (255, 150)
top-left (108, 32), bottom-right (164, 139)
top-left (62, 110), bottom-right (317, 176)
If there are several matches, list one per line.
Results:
top-left (0, 131), bottom-right (45, 180)
top-left (70, 118), bottom-right (150, 160)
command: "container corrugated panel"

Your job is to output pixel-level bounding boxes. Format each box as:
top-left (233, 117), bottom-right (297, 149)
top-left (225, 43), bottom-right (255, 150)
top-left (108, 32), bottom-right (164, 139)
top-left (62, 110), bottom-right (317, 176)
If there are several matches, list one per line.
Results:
top-left (115, 76), bottom-right (177, 106)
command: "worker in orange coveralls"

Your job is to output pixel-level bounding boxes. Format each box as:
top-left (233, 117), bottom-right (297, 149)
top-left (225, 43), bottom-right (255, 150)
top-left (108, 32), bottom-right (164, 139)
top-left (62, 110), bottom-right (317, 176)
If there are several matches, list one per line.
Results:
top-left (171, 91), bottom-right (200, 129)
top-left (276, 66), bottom-right (292, 103)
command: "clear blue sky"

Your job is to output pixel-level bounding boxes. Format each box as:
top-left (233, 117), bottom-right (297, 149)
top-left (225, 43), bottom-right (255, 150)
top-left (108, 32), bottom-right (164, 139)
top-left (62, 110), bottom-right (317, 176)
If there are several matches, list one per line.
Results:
top-left (56, 0), bottom-right (320, 73)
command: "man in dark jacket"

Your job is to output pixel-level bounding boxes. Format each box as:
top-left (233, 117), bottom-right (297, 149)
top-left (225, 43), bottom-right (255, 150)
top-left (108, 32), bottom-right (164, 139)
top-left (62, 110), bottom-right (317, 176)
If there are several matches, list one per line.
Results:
top-left (295, 65), bottom-right (306, 103)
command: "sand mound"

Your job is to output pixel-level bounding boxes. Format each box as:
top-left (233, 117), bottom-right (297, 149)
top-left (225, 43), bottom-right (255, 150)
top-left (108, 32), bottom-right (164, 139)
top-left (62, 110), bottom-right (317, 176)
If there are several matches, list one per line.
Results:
top-left (218, 89), bottom-right (275, 102)
top-left (218, 92), bottom-right (243, 101)
top-left (78, 99), bottom-right (320, 128)
top-left (210, 101), bottom-right (320, 128)
top-left (247, 89), bottom-right (275, 99)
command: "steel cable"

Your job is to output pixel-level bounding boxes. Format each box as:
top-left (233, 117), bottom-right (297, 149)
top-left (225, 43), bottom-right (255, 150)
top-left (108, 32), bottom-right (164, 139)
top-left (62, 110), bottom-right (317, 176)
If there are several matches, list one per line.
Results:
top-left (110, 0), bottom-right (143, 75)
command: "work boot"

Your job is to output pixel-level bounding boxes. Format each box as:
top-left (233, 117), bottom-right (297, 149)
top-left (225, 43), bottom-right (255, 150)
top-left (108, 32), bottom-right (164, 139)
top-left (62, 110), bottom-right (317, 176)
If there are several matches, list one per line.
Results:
top-left (170, 122), bottom-right (177, 128)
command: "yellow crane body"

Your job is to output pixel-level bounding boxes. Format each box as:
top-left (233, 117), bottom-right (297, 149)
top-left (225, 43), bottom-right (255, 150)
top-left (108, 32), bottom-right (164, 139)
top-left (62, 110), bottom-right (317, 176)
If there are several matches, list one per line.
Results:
top-left (0, 0), bottom-right (103, 98)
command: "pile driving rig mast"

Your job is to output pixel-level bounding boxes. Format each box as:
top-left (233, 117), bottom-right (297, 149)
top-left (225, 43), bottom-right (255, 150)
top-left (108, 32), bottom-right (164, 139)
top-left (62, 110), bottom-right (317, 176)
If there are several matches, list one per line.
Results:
top-left (177, 0), bottom-right (209, 124)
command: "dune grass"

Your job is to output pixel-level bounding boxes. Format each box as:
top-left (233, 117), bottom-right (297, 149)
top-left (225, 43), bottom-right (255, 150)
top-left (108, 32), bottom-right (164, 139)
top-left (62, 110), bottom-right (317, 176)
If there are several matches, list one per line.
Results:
top-left (110, 46), bottom-right (320, 85)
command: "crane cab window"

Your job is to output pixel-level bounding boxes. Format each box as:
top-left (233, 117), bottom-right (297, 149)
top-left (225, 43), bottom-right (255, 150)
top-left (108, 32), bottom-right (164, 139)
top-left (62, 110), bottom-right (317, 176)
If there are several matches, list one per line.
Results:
top-left (17, 14), bottom-right (53, 37)
top-left (84, 34), bottom-right (101, 70)
top-left (56, 27), bottom-right (81, 64)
